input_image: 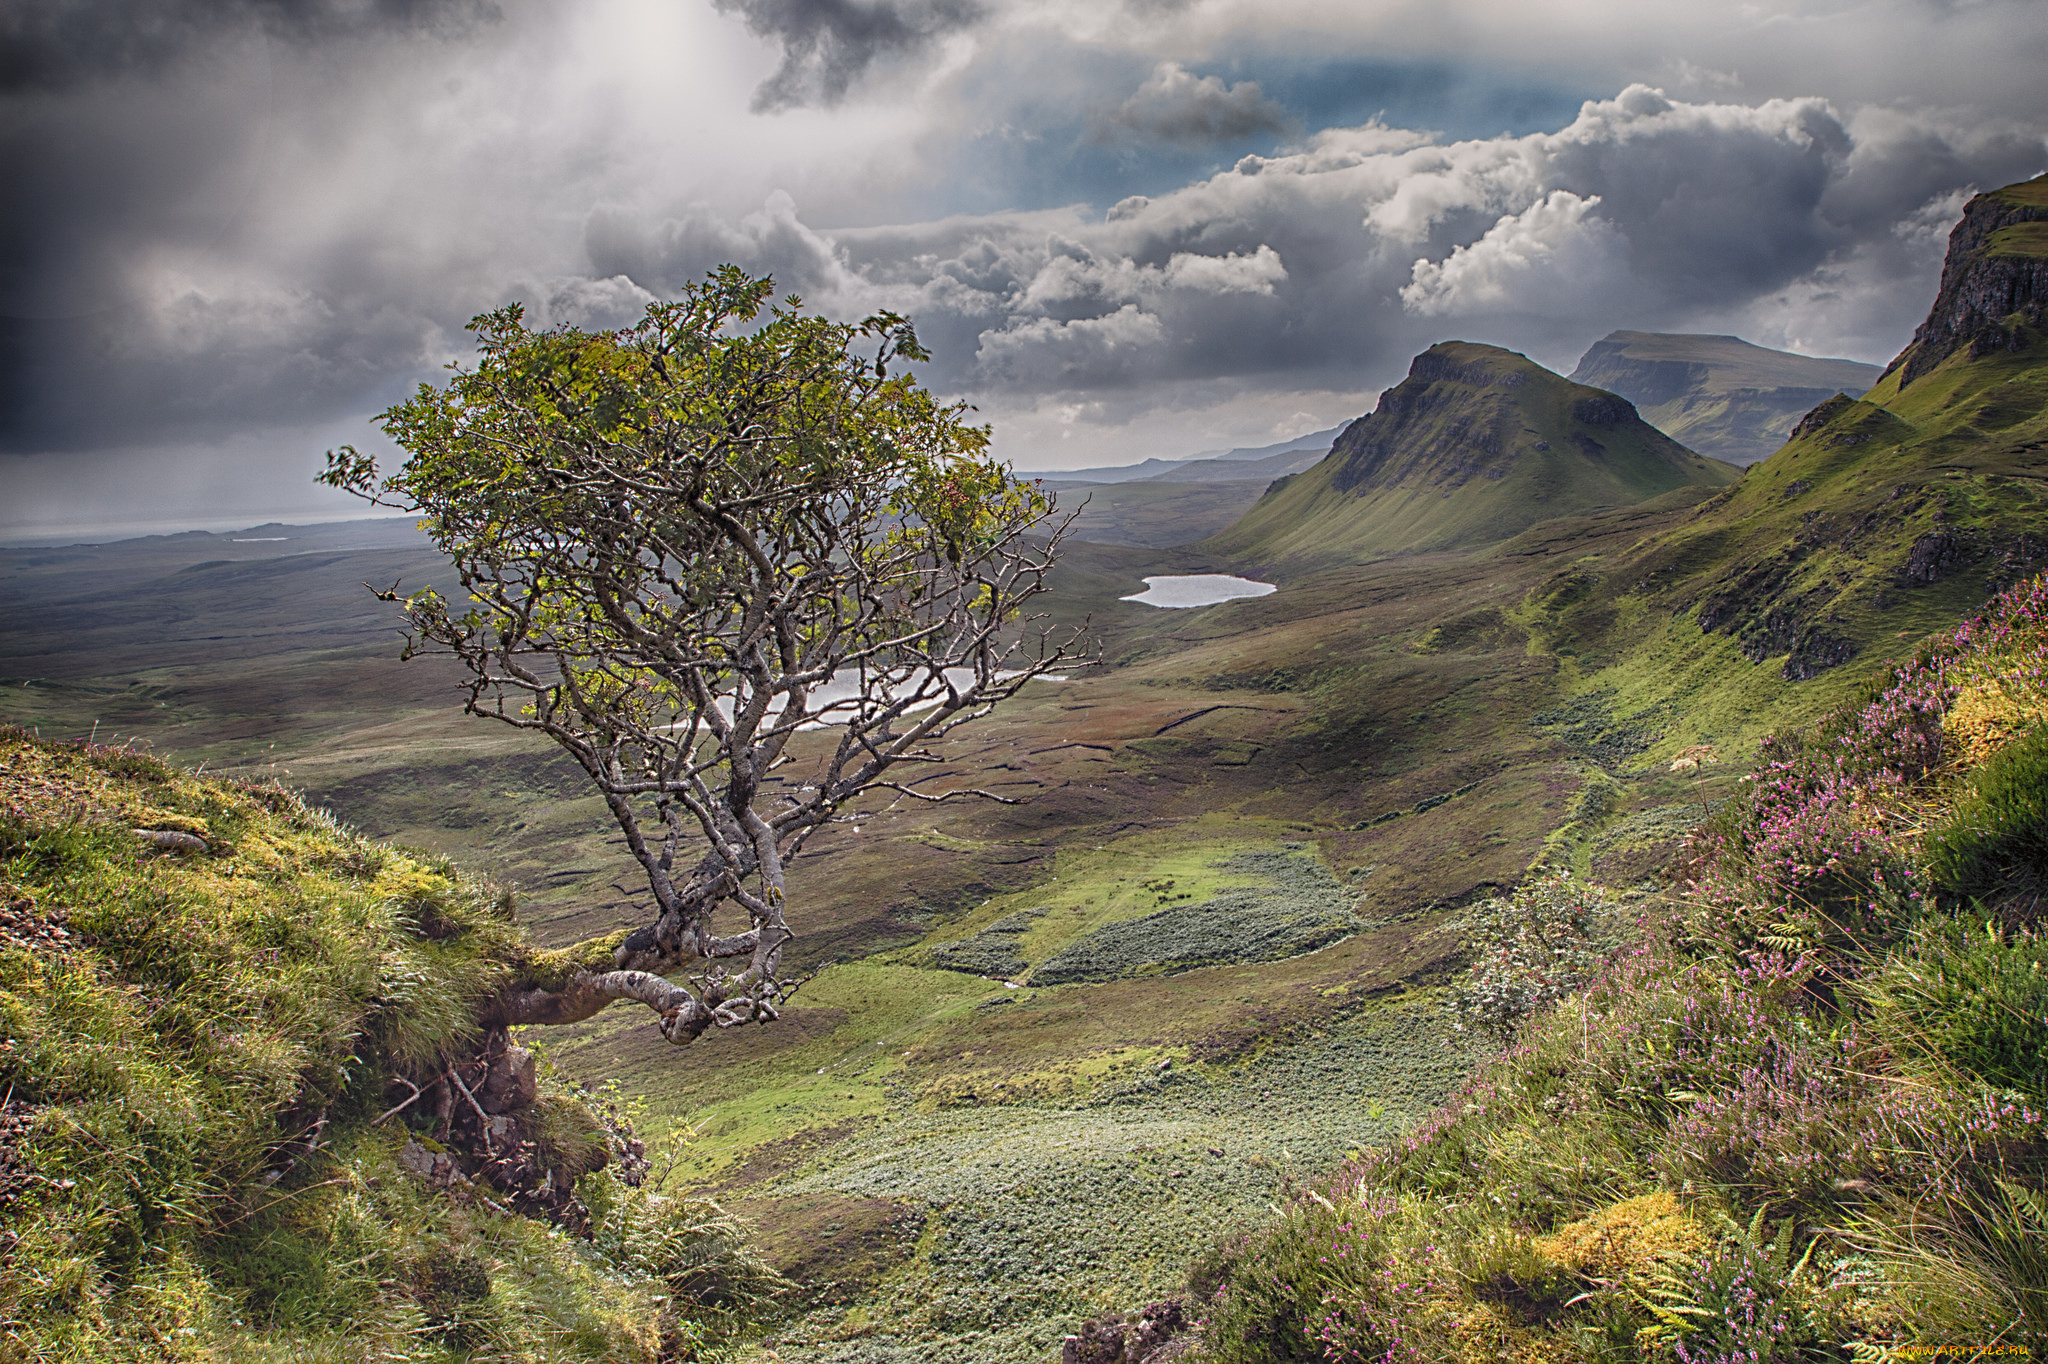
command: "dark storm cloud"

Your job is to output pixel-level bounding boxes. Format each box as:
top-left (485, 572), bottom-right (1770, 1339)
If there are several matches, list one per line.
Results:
top-left (0, 0), bottom-right (525, 453)
top-left (709, 0), bottom-right (982, 111)
top-left (9, 61), bottom-right (2043, 466)
top-left (1097, 62), bottom-right (1293, 146)
top-left (0, 0), bottom-right (499, 92)
top-left (7, 0), bottom-right (2048, 533)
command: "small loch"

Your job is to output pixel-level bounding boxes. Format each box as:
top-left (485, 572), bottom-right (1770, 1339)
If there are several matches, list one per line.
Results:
top-left (1119, 574), bottom-right (1278, 609)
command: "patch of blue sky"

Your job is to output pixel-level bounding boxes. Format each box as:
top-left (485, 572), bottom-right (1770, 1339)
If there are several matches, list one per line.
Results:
top-left (909, 55), bottom-right (1592, 222)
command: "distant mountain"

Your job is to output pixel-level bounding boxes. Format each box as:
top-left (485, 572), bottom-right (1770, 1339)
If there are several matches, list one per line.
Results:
top-left (1207, 426), bottom-right (1348, 463)
top-left (1033, 425), bottom-right (1345, 485)
top-left (1568, 331), bottom-right (1882, 466)
top-left (1211, 341), bottom-right (1740, 564)
top-left (1035, 457), bottom-right (1196, 485)
top-left (1136, 442), bottom-right (1333, 485)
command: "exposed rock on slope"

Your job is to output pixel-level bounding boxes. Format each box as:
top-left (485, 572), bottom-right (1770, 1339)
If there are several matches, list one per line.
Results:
top-left (1569, 330), bottom-right (1882, 466)
top-left (1886, 175), bottom-right (2048, 388)
top-left (1211, 341), bottom-right (1739, 565)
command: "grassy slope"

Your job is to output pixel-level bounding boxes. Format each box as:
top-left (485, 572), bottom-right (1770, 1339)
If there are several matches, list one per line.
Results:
top-left (1213, 343), bottom-right (1739, 567)
top-left (1528, 314), bottom-right (2048, 766)
top-left (1191, 571), bottom-right (2048, 1363)
top-left (0, 733), bottom-right (778, 1363)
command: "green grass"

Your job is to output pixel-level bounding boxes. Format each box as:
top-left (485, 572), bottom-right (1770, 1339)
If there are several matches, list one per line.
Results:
top-left (1992, 174), bottom-right (2048, 211)
top-left (738, 999), bottom-right (1482, 1362)
top-left (1029, 847), bottom-right (1362, 985)
top-left (1185, 571), bottom-right (2048, 1364)
top-left (0, 731), bottom-right (780, 1362)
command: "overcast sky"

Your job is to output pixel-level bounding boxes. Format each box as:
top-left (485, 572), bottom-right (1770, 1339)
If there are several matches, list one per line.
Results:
top-left (1, 0), bottom-right (2044, 540)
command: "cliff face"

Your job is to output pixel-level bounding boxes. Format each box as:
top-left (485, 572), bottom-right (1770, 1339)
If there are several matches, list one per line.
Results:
top-left (1887, 176), bottom-right (2048, 388)
top-left (1568, 331), bottom-right (1881, 466)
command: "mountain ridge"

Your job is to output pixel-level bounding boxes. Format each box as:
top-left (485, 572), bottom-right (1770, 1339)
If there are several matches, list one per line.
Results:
top-left (1568, 330), bottom-right (1882, 466)
top-left (1887, 174), bottom-right (2048, 388)
top-left (1034, 425), bottom-right (1346, 486)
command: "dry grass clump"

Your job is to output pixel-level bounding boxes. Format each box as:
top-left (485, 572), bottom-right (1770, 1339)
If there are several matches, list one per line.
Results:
top-left (1943, 675), bottom-right (2048, 767)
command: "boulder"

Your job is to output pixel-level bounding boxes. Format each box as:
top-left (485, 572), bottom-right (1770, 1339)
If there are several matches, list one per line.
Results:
top-left (479, 1046), bottom-right (538, 1114)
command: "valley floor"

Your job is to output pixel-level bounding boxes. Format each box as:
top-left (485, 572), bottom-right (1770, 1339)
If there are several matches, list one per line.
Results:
top-left (1, 477), bottom-right (2022, 1358)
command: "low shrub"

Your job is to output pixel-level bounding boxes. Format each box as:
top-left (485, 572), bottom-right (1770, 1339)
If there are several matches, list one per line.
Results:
top-left (1443, 873), bottom-right (1631, 1038)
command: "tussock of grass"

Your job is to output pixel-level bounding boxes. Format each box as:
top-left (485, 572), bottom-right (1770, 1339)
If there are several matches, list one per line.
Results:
top-left (0, 730), bottom-right (779, 1361)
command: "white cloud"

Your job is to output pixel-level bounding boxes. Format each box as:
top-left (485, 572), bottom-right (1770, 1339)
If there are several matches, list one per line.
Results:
top-left (1098, 61), bottom-right (1292, 145)
top-left (1163, 244), bottom-right (1287, 295)
top-left (974, 303), bottom-right (1166, 386)
top-left (1400, 190), bottom-right (1628, 316)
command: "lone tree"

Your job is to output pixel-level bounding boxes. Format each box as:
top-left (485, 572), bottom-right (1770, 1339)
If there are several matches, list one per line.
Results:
top-left (322, 268), bottom-right (1081, 1045)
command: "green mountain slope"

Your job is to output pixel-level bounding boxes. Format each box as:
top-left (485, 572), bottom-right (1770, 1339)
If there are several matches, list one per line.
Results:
top-left (1519, 174), bottom-right (2048, 739)
top-left (1569, 330), bottom-right (1883, 466)
top-left (1210, 341), bottom-right (1740, 566)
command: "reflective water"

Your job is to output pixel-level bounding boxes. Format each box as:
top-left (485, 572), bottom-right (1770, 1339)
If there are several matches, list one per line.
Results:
top-left (1119, 574), bottom-right (1278, 609)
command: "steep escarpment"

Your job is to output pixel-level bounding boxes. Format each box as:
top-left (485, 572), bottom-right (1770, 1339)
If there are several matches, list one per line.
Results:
top-left (1887, 174), bottom-right (2048, 388)
top-left (1211, 342), bottom-right (1738, 566)
top-left (1569, 330), bottom-right (1882, 466)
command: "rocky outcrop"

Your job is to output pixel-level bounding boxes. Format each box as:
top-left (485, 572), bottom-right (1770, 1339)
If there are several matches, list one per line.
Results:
top-left (1062, 1299), bottom-right (1190, 1364)
top-left (1788, 394), bottom-right (1855, 443)
top-left (1886, 177), bottom-right (2048, 389)
top-left (1905, 529), bottom-right (1975, 585)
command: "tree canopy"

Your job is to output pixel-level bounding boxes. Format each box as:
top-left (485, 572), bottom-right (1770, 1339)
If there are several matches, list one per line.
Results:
top-left (322, 267), bottom-right (1081, 1044)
